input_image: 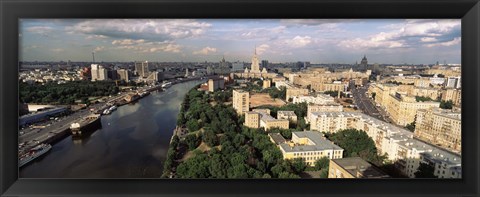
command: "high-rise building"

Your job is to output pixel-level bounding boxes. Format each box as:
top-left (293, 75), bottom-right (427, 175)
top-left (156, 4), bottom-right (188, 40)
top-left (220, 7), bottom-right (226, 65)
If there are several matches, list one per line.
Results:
top-left (250, 47), bottom-right (261, 73)
top-left (108, 69), bottom-right (119, 80)
top-left (233, 89), bottom-right (249, 115)
top-left (360, 55), bottom-right (368, 70)
top-left (208, 78), bottom-right (225, 92)
top-left (261, 60), bottom-right (269, 68)
top-left (91, 64), bottom-right (108, 81)
top-left (135, 61), bottom-right (150, 78)
top-left (117, 69), bottom-right (130, 82)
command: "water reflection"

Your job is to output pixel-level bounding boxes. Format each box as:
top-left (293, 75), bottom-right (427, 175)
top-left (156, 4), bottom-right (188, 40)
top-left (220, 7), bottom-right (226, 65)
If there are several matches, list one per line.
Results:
top-left (19, 80), bottom-right (202, 178)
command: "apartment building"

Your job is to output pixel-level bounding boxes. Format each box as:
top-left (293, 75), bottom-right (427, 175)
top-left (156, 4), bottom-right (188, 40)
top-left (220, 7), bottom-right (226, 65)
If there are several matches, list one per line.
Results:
top-left (385, 93), bottom-right (439, 126)
top-left (271, 131), bottom-right (344, 166)
top-left (244, 109), bottom-right (289, 130)
top-left (414, 108), bottom-right (461, 153)
top-left (233, 89), bottom-right (249, 115)
top-left (441, 88), bottom-right (461, 106)
top-left (277, 111), bottom-right (297, 123)
top-left (292, 93), bottom-right (335, 105)
top-left (308, 111), bottom-right (461, 178)
top-left (306, 103), bottom-right (344, 121)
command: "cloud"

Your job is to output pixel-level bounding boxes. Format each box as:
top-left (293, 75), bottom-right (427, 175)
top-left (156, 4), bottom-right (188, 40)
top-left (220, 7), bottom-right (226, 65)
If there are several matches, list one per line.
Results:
top-left (112, 39), bottom-right (146, 45)
top-left (193, 47), bottom-right (217, 55)
top-left (240, 26), bottom-right (286, 40)
top-left (67, 19), bottom-right (211, 43)
top-left (425, 37), bottom-right (461, 47)
top-left (93, 46), bottom-right (105, 52)
top-left (147, 44), bottom-right (181, 53)
top-left (280, 19), bottom-right (359, 27)
top-left (338, 19), bottom-right (460, 50)
top-left (256, 44), bottom-right (270, 55)
top-left (420, 37), bottom-right (438, 42)
top-left (283, 36), bottom-right (312, 48)
top-left (86, 35), bottom-right (108, 40)
top-left (26, 26), bottom-right (53, 34)
top-left (115, 42), bottom-right (181, 53)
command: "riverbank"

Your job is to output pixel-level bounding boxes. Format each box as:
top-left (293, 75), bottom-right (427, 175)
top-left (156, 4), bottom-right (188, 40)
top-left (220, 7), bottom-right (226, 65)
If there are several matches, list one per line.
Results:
top-left (20, 80), bottom-right (204, 178)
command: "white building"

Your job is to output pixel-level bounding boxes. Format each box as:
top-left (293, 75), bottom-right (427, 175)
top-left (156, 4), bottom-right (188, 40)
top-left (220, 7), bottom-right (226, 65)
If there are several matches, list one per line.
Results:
top-left (91, 64), bottom-right (108, 81)
top-left (293, 93), bottom-right (335, 105)
top-left (308, 111), bottom-right (461, 178)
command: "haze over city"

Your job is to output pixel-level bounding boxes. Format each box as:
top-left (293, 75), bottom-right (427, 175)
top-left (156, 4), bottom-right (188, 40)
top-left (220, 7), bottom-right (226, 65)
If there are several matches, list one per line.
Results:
top-left (20, 19), bottom-right (461, 64)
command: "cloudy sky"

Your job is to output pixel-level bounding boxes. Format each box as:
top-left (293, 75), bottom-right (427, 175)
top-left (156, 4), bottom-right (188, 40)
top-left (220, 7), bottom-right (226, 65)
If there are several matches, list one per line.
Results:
top-left (20, 19), bottom-right (461, 64)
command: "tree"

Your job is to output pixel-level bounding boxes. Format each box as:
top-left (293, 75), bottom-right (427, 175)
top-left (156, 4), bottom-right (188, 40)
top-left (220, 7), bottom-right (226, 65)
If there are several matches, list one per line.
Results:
top-left (314, 157), bottom-right (330, 171)
top-left (327, 129), bottom-right (385, 166)
top-left (319, 169), bottom-right (329, 178)
top-left (289, 158), bottom-right (307, 173)
top-left (405, 121), bottom-right (416, 132)
top-left (202, 130), bottom-right (218, 147)
top-left (186, 119), bottom-right (201, 132)
top-left (414, 162), bottom-right (436, 178)
top-left (185, 134), bottom-right (200, 150)
top-left (440, 100), bottom-right (453, 109)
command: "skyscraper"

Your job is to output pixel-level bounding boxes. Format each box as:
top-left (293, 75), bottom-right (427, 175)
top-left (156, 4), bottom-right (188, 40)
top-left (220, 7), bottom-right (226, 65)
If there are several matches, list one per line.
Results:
top-left (360, 55), bottom-right (368, 71)
top-left (91, 64), bottom-right (108, 81)
top-left (135, 61), bottom-right (150, 78)
top-left (250, 47), bottom-right (261, 73)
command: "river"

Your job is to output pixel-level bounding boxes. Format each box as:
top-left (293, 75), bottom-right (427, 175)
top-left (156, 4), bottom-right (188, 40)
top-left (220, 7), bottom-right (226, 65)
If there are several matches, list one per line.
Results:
top-left (20, 80), bottom-right (203, 178)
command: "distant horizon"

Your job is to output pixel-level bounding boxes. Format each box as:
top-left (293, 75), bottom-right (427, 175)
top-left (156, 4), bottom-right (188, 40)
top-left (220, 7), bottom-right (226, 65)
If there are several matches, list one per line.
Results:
top-left (20, 19), bottom-right (461, 64)
top-left (18, 60), bottom-right (462, 66)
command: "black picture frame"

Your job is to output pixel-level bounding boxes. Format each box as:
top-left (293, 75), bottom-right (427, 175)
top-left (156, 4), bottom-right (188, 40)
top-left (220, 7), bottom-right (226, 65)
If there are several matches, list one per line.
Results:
top-left (1, 0), bottom-right (479, 196)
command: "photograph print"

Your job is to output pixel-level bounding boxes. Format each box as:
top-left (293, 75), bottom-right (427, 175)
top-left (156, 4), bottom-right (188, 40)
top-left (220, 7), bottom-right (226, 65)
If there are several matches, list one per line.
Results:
top-left (18, 19), bottom-right (462, 179)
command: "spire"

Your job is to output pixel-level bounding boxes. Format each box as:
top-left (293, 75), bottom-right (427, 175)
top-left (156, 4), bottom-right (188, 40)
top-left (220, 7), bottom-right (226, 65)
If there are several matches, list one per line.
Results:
top-left (254, 45), bottom-right (257, 55)
top-left (222, 55), bottom-right (225, 62)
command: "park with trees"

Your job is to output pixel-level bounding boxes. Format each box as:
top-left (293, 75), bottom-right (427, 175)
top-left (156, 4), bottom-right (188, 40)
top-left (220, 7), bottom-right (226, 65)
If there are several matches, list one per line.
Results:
top-left (164, 85), bottom-right (415, 178)
top-left (20, 80), bottom-right (120, 104)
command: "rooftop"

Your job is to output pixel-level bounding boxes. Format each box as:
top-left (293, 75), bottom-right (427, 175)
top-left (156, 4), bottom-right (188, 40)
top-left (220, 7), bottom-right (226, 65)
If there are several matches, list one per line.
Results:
top-left (268, 133), bottom-right (286, 145)
top-left (331, 157), bottom-right (390, 178)
top-left (279, 131), bottom-right (343, 153)
top-left (278, 111), bottom-right (297, 117)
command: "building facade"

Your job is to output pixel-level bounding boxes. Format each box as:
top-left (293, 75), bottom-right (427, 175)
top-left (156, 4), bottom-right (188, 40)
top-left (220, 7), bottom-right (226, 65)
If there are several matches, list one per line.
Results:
top-left (233, 89), bottom-right (249, 115)
top-left (273, 131), bottom-right (344, 166)
top-left (414, 108), bottom-right (461, 153)
top-left (208, 78), bottom-right (225, 92)
top-left (308, 111), bottom-right (461, 178)
top-left (385, 93), bottom-right (439, 126)
top-left (277, 111), bottom-right (298, 123)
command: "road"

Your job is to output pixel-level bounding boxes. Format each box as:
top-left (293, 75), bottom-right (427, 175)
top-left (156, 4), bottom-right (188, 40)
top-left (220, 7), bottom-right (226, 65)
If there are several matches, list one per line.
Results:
top-left (350, 82), bottom-right (385, 121)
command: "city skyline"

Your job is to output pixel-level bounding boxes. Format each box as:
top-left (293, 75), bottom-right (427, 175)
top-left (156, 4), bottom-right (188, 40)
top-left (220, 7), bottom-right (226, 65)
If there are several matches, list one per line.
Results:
top-left (20, 19), bottom-right (461, 64)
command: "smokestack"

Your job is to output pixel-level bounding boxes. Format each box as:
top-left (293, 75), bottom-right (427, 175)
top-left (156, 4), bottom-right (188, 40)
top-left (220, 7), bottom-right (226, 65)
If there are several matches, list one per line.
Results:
top-left (92, 52), bottom-right (95, 63)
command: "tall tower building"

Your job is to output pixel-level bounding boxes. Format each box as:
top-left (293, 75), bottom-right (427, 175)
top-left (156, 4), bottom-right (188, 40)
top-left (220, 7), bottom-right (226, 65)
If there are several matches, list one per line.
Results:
top-left (135, 61), bottom-right (150, 78)
top-left (91, 64), bottom-right (107, 81)
top-left (250, 47), bottom-right (261, 73)
top-left (360, 55), bottom-right (368, 70)
top-left (117, 69), bottom-right (130, 82)
top-left (91, 64), bottom-right (99, 81)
